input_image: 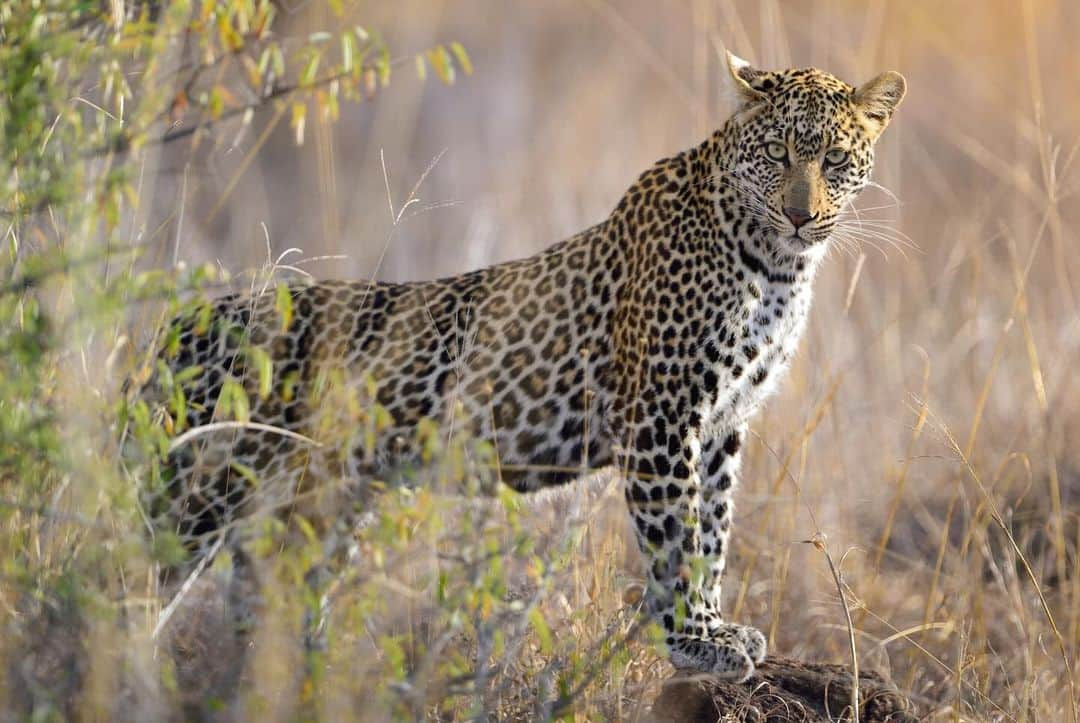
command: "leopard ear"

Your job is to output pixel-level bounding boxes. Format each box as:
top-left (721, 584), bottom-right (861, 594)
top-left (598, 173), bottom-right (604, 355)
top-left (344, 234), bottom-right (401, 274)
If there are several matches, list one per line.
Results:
top-left (853, 71), bottom-right (906, 139)
top-left (725, 51), bottom-right (768, 108)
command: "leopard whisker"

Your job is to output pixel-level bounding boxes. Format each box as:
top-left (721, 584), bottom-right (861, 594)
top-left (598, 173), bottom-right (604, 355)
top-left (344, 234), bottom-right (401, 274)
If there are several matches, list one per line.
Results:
top-left (832, 228), bottom-right (895, 261)
top-left (835, 223), bottom-right (916, 259)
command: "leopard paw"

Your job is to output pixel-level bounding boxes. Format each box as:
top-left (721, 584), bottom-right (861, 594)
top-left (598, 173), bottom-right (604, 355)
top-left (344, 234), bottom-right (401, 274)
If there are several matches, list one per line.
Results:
top-left (668, 624), bottom-right (765, 682)
top-left (730, 622), bottom-right (767, 664)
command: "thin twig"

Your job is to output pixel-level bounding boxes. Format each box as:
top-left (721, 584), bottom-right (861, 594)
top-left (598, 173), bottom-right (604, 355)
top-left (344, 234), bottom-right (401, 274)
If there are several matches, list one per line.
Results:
top-left (809, 533), bottom-right (860, 722)
top-left (151, 533), bottom-right (225, 641)
top-left (167, 421), bottom-right (322, 454)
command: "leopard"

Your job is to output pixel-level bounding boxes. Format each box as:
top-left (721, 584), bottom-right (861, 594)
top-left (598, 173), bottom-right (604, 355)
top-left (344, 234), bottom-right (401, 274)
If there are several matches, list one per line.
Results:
top-left (139, 53), bottom-right (905, 681)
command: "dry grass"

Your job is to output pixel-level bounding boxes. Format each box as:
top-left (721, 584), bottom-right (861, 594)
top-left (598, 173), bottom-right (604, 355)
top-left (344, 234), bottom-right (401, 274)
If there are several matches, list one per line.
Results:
top-left (4, 1), bottom-right (1079, 720)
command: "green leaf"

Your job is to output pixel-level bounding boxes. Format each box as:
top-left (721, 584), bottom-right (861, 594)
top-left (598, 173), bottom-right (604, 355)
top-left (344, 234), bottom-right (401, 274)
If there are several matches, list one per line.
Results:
top-left (528, 607), bottom-right (553, 655)
top-left (291, 101), bottom-right (307, 145)
top-left (194, 301), bottom-right (212, 336)
top-left (377, 45), bottom-right (391, 86)
top-left (341, 32), bottom-right (356, 73)
top-left (248, 346), bottom-right (273, 399)
top-left (300, 52), bottom-right (321, 87)
top-left (169, 385), bottom-right (187, 432)
top-left (427, 45), bottom-right (455, 85)
top-left (295, 515), bottom-right (318, 545)
top-left (174, 364), bottom-right (205, 385)
top-left (257, 46), bottom-right (273, 78)
top-left (271, 44), bottom-right (286, 78)
top-left (212, 550), bottom-right (235, 575)
top-left (216, 13), bottom-right (243, 51)
top-left (437, 570), bottom-right (448, 603)
top-left (230, 460), bottom-right (259, 485)
top-left (275, 282), bottom-right (293, 332)
top-left (281, 369), bottom-right (300, 402)
top-left (208, 86), bottom-right (224, 119)
top-left (220, 378), bottom-right (250, 423)
top-left (450, 42), bottom-right (473, 76)
top-left (151, 531), bottom-right (189, 566)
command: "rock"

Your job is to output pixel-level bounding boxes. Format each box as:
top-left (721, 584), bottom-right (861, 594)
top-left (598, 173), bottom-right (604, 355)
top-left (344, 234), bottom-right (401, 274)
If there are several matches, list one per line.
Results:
top-left (650, 656), bottom-right (918, 722)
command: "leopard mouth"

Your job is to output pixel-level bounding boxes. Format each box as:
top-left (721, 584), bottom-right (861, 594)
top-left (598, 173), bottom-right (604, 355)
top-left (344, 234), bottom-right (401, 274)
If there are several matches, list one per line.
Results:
top-left (783, 233), bottom-right (814, 251)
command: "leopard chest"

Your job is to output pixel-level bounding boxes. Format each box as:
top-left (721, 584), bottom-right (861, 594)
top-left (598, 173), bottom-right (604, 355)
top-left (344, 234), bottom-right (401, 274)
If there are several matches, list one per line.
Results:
top-left (705, 276), bottom-right (812, 428)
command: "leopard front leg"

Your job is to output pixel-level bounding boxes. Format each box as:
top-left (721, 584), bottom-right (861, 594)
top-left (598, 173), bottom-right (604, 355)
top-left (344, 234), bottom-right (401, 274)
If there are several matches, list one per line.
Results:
top-left (695, 426), bottom-right (766, 668)
top-left (621, 420), bottom-right (763, 681)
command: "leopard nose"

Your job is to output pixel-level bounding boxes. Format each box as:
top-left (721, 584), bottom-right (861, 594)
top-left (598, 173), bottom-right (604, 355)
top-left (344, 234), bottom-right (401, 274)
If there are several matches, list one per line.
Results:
top-left (783, 206), bottom-right (814, 229)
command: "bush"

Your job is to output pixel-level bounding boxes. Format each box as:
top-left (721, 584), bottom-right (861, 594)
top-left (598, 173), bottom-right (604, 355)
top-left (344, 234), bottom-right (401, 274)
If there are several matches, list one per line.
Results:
top-left (2, 3), bottom-right (648, 719)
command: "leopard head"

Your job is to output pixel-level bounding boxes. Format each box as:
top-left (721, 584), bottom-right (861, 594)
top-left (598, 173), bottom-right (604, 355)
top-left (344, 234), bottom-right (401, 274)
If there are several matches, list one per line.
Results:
top-left (722, 52), bottom-right (906, 256)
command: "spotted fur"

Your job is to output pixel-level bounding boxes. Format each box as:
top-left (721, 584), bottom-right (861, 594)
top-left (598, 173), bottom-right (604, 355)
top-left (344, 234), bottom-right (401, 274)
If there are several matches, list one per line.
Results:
top-left (143, 55), bottom-right (905, 679)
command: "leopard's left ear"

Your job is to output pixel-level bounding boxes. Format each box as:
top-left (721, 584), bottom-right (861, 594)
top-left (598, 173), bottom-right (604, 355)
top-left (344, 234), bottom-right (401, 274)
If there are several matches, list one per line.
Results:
top-left (725, 51), bottom-right (768, 109)
top-left (853, 71), bottom-right (906, 140)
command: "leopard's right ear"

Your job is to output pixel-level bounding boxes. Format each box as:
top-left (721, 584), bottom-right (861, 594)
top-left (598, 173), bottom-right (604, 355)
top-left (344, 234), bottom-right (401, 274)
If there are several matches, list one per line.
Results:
top-left (724, 51), bottom-right (768, 109)
top-left (853, 70), bottom-right (907, 140)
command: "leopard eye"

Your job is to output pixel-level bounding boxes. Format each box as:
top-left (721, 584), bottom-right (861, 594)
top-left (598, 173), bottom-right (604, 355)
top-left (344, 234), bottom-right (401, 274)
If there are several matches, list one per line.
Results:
top-left (763, 141), bottom-right (787, 162)
top-left (824, 148), bottom-right (849, 167)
